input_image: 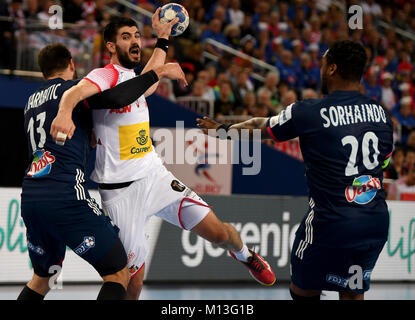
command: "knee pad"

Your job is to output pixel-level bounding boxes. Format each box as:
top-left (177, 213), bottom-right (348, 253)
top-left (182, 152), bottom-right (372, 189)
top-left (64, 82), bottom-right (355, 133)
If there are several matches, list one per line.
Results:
top-left (290, 289), bottom-right (321, 301)
top-left (94, 238), bottom-right (127, 277)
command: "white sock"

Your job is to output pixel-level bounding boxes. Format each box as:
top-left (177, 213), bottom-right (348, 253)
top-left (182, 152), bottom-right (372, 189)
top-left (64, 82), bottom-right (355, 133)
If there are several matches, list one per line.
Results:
top-left (231, 244), bottom-right (251, 262)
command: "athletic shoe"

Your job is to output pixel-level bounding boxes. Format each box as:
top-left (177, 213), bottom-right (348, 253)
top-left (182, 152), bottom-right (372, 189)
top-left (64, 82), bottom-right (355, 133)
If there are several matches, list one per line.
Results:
top-left (229, 248), bottom-right (276, 286)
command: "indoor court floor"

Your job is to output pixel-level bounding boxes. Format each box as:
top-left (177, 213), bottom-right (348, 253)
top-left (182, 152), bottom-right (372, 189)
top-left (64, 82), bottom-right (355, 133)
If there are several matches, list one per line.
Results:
top-left (0, 282), bottom-right (414, 300)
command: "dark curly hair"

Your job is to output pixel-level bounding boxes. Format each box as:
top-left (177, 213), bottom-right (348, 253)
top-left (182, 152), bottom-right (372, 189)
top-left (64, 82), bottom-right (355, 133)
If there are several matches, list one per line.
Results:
top-left (103, 16), bottom-right (138, 44)
top-left (325, 40), bottom-right (368, 82)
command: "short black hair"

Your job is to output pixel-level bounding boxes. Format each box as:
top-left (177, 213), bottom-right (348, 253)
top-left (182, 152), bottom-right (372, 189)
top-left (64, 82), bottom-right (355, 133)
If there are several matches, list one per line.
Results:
top-left (325, 40), bottom-right (367, 82)
top-left (103, 16), bottom-right (138, 43)
top-left (38, 43), bottom-right (72, 78)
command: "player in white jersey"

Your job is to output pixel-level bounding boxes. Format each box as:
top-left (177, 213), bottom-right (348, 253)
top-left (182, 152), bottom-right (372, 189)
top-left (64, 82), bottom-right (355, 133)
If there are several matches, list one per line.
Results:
top-left (50, 12), bottom-right (276, 299)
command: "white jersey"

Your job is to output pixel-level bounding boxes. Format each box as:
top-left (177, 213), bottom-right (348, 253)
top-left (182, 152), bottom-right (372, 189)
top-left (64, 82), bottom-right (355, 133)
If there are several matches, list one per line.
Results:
top-left (85, 65), bottom-right (211, 277)
top-left (84, 63), bottom-right (162, 183)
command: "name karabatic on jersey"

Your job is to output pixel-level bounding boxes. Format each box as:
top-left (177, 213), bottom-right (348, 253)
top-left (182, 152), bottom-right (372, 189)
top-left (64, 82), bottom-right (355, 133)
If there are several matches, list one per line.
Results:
top-left (24, 83), bottom-right (61, 115)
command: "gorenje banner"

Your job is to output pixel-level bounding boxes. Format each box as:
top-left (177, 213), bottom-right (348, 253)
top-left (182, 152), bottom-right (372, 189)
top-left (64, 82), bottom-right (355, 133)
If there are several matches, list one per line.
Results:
top-left (145, 195), bottom-right (304, 281)
top-left (0, 188), bottom-right (413, 283)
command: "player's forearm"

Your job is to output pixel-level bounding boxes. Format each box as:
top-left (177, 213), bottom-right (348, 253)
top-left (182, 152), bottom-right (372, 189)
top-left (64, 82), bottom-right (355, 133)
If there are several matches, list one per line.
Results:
top-left (227, 118), bottom-right (268, 132)
top-left (197, 116), bottom-right (269, 139)
top-left (58, 79), bottom-right (99, 115)
top-left (58, 86), bottom-right (84, 115)
top-left (142, 47), bottom-right (166, 74)
top-left (141, 47), bottom-right (167, 96)
top-left (51, 79), bottom-right (99, 141)
top-left (217, 118), bottom-right (269, 140)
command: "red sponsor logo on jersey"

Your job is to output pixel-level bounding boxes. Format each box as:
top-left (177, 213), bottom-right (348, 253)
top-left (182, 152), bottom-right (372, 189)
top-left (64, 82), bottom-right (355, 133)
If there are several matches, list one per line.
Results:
top-left (27, 149), bottom-right (56, 177)
top-left (345, 175), bottom-right (381, 204)
top-left (109, 105), bottom-right (132, 114)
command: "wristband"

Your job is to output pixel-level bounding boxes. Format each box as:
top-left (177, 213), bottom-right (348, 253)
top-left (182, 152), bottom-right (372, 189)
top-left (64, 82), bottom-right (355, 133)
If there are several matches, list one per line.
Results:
top-left (216, 123), bottom-right (232, 140)
top-left (155, 38), bottom-right (169, 53)
top-left (147, 69), bottom-right (160, 83)
top-left (218, 123), bottom-right (232, 132)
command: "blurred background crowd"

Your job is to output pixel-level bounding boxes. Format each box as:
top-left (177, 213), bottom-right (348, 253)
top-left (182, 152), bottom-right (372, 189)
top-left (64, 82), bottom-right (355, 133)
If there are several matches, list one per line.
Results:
top-left (1, 0), bottom-right (415, 198)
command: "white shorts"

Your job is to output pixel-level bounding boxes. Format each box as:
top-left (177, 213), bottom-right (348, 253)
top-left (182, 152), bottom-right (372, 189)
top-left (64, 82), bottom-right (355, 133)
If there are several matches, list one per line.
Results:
top-left (99, 165), bottom-right (211, 278)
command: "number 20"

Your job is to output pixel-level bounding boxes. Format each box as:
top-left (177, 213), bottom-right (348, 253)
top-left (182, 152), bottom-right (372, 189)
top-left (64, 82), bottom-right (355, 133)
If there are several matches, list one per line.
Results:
top-left (342, 132), bottom-right (379, 176)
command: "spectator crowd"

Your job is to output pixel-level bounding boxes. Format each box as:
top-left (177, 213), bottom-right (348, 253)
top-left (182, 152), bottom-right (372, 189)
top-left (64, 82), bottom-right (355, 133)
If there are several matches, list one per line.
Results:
top-left (1, 0), bottom-right (415, 198)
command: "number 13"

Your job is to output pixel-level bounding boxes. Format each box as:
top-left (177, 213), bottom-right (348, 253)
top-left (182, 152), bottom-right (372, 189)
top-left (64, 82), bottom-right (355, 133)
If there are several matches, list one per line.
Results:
top-left (27, 112), bottom-right (46, 151)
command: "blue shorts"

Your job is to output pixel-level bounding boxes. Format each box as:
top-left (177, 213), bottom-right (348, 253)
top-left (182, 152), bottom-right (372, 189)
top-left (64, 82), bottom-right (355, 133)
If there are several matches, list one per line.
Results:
top-left (291, 234), bottom-right (385, 294)
top-left (21, 199), bottom-right (127, 278)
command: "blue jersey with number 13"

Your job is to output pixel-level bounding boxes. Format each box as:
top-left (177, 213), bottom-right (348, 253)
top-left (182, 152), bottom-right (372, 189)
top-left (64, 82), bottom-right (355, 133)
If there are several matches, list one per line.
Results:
top-left (22, 78), bottom-right (92, 202)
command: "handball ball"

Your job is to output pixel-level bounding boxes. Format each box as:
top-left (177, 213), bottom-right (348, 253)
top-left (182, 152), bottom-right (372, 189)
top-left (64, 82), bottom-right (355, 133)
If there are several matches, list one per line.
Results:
top-left (159, 3), bottom-right (189, 37)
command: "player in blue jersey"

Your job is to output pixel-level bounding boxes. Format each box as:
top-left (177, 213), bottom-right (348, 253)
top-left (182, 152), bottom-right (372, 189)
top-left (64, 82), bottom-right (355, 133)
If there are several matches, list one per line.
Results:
top-left (197, 40), bottom-right (394, 300)
top-left (18, 43), bottom-right (187, 300)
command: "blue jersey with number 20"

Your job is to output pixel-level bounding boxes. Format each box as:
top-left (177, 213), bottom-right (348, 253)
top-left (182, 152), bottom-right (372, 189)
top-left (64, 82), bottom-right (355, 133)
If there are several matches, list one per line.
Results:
top-left (266, 90), bottom-right (394, 248)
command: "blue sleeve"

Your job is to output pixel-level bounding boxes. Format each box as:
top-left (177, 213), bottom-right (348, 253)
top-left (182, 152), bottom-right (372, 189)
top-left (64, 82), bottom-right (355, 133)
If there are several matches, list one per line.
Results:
top-left (265, 102), bottom-right (300, 142)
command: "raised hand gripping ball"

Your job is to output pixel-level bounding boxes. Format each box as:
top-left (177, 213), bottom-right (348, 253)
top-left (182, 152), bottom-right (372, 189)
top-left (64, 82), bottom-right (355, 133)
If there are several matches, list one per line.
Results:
top-left (159, 3), bottom-right (189, 37)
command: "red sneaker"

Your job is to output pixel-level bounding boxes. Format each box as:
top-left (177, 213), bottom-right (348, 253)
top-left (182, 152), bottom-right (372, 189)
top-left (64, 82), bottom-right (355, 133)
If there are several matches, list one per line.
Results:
top-left (229, 249), bottom-right (276, 286)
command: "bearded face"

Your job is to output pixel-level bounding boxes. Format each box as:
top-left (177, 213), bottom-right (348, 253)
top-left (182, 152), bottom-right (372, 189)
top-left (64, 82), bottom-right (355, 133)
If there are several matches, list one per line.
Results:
top-left (321, 68), bottom-right (329, 95)
top-left (320, 52), bottom-right (330, 95)
top-left (116, 42), bottom-right (141, 69)
top-left (110, 26), bottom-right (142, 70)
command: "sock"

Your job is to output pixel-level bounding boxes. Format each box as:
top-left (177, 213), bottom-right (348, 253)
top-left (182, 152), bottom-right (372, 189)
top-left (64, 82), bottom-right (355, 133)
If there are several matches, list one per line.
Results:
top-left (231, 244), bottom-right (251, 262)
top-left (97, 281), bottom-right (126, 300)
top-left (17, 285), bottom-right (45, 300)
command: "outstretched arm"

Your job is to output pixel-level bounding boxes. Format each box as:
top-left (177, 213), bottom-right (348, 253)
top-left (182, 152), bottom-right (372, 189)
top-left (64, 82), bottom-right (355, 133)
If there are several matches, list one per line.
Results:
top-left (50, 79), bottom-right (99, 143)
top-left (198, 102), bottom-right (302, 142)
top-left (196, 116), bottom-right (270, 139)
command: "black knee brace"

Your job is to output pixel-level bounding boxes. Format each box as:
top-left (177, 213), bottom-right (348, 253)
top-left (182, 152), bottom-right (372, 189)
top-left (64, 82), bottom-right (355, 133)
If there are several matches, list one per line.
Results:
top-left (94, 238), bottom-right (127, 277)
top-left (290, 289), bottom-right (321, 301)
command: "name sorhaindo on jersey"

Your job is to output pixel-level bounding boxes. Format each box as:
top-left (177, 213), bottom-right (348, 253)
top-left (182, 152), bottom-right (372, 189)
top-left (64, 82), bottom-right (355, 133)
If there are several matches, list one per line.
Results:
top-left (320, 103), bottom-right (387, 128)
top-left (118, 122), bottom-right (153, 160)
